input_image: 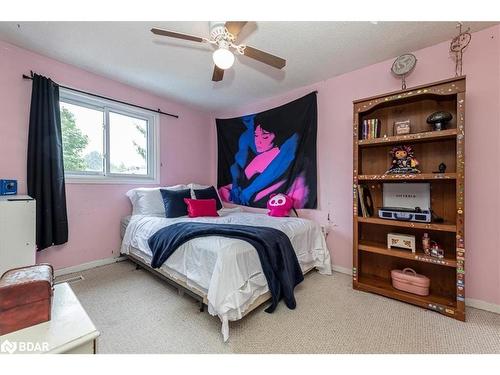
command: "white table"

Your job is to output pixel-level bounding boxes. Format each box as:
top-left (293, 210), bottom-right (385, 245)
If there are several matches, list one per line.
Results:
top-left (0, 283), bottom-right (100, 354)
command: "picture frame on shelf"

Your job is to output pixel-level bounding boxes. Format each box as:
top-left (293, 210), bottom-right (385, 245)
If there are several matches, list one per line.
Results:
top-left (393, 120), bottom-right (411, 135)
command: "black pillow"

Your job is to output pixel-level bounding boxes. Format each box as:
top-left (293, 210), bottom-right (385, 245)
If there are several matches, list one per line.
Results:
top-left (160, 189), bottom-right (191, 218)
top-left (193, 186), bottom-right (223, 210)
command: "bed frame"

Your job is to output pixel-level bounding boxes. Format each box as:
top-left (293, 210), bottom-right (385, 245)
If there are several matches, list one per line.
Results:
top-left (125, 252), bottom-right (315, 318)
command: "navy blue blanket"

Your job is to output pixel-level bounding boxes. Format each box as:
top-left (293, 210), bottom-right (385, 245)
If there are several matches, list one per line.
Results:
top-left (148, 222), bottom-right (304, 313)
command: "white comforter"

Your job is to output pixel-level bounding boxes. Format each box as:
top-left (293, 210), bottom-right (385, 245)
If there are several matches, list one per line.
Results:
top-left (120, 208), bottom-right (332, 341)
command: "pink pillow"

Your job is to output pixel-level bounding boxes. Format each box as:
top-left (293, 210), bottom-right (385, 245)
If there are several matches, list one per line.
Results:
top-left (184, 198), bottom-right (219, 218)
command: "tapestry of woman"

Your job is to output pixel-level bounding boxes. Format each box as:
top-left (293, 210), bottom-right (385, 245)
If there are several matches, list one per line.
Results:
top-left (216, 92), bottom-right (317, 209)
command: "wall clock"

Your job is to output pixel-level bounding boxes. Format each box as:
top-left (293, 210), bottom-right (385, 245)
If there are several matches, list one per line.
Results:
top-left (391, 53), bottom-right (417, 90)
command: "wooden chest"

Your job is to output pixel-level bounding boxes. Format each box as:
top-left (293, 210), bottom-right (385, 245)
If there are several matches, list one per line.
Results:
top-left (0, 264), bottom-right (54, 335)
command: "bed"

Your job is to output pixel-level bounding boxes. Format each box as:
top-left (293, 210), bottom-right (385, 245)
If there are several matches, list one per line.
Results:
top-left (120, 206), bottom-right (332, 341)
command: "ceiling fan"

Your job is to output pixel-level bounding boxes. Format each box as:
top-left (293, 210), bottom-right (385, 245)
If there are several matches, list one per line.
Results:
top-left (151, 21), bottom-right (286, 82)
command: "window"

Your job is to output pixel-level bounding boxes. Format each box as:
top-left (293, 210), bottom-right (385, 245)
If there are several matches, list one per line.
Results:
top-left (59, 89), bottom-right (159, 183)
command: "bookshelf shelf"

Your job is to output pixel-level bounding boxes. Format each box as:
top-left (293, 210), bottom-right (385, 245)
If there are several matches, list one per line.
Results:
top-left (358, 128), bottom-right (458, 148)
top-left (358, 173), bottom-right (457, 181)
top-left (352, 77), bottom-right (466, 322)
top-left (357, 274), bottom-right (458, 313)
top-left (358, 241), bottom-right (457, 268)
top-left (357, 217), bottom-right (457, 232)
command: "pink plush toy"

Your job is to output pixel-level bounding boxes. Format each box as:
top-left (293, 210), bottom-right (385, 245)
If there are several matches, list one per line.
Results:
top-left (267, 193), bottom-right (294, 217)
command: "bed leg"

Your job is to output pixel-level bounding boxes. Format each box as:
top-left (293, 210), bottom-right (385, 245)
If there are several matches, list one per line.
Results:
top-left (199, 301), bottom-right (204, 313)
top-left (135, 264), bottom-right (141, 270)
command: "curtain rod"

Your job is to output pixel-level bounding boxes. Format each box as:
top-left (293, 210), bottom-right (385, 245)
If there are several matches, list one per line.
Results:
top-left (22, 72), bottom-right (179, 119)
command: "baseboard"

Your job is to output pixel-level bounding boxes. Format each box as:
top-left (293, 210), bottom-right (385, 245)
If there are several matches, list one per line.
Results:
top-left (465, 298), bottom-right (500, 314)
top-left (330, 262), bottom-right (500, 315)
top-left (54, 256), bottom-right (127, 277)
top-left (331, 264), bottom-right (351, 275)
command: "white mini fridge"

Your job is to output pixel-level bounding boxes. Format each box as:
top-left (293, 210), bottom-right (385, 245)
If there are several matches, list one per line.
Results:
top-left (0, 195), bottom-right (36, 276)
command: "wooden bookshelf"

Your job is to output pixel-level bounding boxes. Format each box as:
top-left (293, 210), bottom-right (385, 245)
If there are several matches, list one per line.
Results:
top-left (352, 77), bottom-right (466, 321)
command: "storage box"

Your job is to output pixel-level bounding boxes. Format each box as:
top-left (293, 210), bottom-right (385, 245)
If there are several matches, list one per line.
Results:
top-left (0, 264), bottom-right (54, 335)
top-left (387, 233), bottom-right (416, 252)
top-left (391, 268), bottom-right (430, 296)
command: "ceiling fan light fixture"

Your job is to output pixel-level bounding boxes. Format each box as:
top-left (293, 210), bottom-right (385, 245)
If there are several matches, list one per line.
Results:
top-left (213, 47), bottom-right (235, 70)
top-left (151, 22), bottom-right (287, 82)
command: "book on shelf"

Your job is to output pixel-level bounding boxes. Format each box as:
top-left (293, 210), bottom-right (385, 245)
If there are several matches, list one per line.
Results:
top-left (358, 186), bottom-right (366, 217)
top-left (361, 119), bottom-right (380, 140)
top-left (357, 184), bottom-right (374, 217)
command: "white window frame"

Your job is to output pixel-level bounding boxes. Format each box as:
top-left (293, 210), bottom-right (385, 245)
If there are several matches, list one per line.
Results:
top-left (59, 88), bottom-right (160, 184)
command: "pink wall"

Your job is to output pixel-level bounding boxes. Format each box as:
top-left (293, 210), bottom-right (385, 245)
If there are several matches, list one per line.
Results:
top-left (0, 40), bottom-right (214, 269)
top-left (213, 25), bottom-right (500, 306)
top-left (1, 25), bottom-right (499, 306)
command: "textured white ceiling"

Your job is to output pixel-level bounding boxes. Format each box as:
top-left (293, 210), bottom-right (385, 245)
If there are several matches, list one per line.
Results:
top-left (0, 21), bottom-right (496, 110)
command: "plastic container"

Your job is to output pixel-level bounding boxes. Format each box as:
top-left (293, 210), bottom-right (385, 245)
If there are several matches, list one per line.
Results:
top-left (391, 268), bottom-right (430, 296)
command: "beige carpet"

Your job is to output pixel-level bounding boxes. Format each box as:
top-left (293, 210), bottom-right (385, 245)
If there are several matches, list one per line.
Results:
top-left (62, 260), bottom-right (500, 354)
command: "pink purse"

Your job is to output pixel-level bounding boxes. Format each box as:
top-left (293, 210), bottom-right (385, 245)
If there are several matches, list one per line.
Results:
top-left (391, 268), bottom-right (430, 296)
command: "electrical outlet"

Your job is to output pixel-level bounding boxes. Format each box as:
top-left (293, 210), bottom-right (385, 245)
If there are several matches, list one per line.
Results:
top-left (321, 225), bottom-right (328, 238)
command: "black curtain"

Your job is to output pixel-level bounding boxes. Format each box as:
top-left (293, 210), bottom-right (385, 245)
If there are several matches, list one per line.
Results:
top-left (27, 73), bottom-right (68, 251)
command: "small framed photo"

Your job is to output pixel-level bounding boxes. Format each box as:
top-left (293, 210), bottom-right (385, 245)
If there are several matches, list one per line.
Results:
top-left (394, 120), bottom-right (411, 135)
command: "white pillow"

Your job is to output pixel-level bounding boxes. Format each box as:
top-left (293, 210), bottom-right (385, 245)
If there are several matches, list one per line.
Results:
top-left (162, 184), bottom-right (188, 191)
top-left (188, 183), bottom-right (208, 197)
top-left (126, 184), bottom-right (188, 216)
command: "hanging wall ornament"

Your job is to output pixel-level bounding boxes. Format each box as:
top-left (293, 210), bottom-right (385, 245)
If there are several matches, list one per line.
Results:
top-left (450, 22), bottom-right (471, 76)
top-left (391, 53), bottom-right (417, 90)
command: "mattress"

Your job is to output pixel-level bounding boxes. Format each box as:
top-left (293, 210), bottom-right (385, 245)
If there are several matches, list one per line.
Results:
top-left (121, 215), bottom-right (132, 239)
top-left (120, 208), bottom-right (332, 341)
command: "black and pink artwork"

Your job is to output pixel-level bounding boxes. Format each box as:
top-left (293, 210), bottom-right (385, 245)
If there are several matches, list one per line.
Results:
top-left (216, 92), bottom-right (317, 209)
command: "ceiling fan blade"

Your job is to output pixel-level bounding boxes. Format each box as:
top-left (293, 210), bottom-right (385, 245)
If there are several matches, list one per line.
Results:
top-left (225, 21), bottom-right (248, 39)
top-left (212, 66), bottom-right (224, 82)
top-left (243, 46), bottom-right (286, 69)
top-left (151, 28), bottom-right (204, 43)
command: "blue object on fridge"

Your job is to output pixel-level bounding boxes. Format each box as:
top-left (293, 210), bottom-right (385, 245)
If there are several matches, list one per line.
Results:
top-left (0, 179), bottom-right (18, 195)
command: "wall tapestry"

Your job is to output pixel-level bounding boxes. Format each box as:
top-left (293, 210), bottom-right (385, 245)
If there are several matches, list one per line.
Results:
top-left (217, 92), bottom-right (317, 209)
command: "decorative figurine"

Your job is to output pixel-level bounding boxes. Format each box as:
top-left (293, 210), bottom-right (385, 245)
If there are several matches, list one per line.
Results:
top-left (430, 242), bottom-right (445, 259)
top-left (450, 22), bottom-right (471, 77)
top-left (427, 111), bottom-right (453, 131)
top-left (386, 145), bottom-right (420, 174)
top-left (433, 162), bottom-right (447, 174)
top-left (422, 233), bottom-right (445, 258)
top-left (422, 233), bottom-right (431, 255)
